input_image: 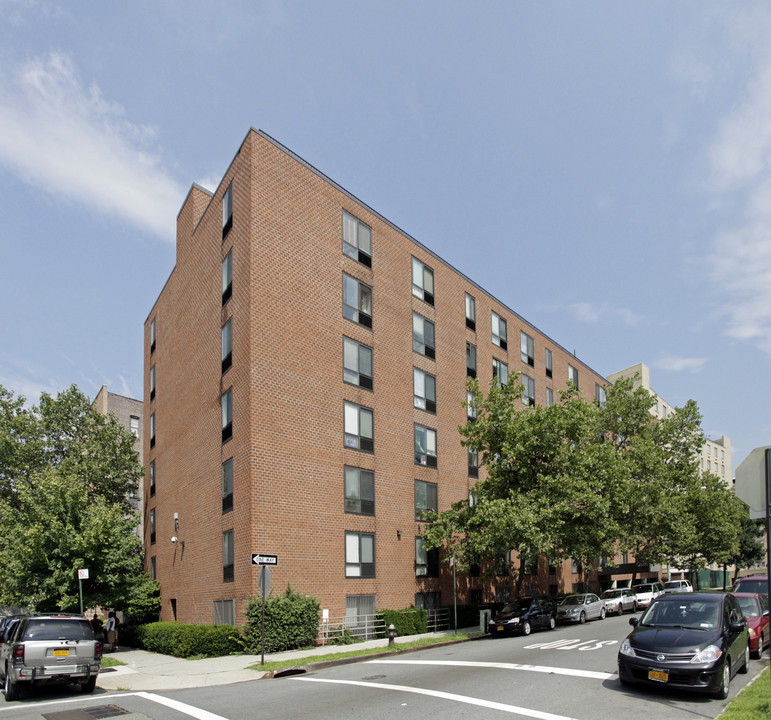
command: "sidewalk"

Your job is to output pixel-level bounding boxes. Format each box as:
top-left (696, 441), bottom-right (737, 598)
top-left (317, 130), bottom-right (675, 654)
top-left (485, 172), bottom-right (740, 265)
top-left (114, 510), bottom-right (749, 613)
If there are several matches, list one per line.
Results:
top-left (96, 628), bottom-right (480, 692)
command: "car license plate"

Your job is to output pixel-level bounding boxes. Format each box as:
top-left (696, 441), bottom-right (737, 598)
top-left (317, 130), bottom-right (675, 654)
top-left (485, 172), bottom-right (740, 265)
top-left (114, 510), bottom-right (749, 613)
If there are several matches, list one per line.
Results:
top-left (496, 626), bottom-right (504, 632)
top-left (648, 669), bottom-right (668, 683)
top-left (53, 649), bottom-right (70, 657)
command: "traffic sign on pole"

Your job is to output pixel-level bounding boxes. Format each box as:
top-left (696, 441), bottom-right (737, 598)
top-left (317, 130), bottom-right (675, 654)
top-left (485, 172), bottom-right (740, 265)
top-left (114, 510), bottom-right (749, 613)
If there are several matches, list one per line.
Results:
top-left (251, 553), bottom-right (278, 566)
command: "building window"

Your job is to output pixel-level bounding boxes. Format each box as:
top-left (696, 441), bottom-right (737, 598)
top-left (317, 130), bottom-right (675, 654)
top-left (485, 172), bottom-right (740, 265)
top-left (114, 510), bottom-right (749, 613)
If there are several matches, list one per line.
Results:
top-left (414, 424), bottom-right (437, 467)
top-left (149, 412), bottom-right (156, 448)
top-left (213, 599), bottom-right (235, 626)
top-left (413, 368), bottom-right (436, 413)
top-left (466, 390), bottom-right (477, 421)
top-left (345, 466), bottom-right (375, 515)
top-left (150, 317), bottom-right (156, 353)
top-left (545, 348), bottom-right (553, 378)
top-left (150, 365), bottom-right (156, 401)
top-left (493, 357), bottom-right (508, 385)
top-left (345, 532), bottom-right (375, 578)
top-left (595, 383), bottom-right (606, 406)
top-left (223, 530), bottom-right (234, 582)
top-left (222, 388), bottom-right (233, 443)
top-left (149, 460), bottom-right (156, 497)
top-left (412, 313), bottom-right (435, 359)
top-left (522, 374), bottom-right (535, 407)
top-left (414, 479), bottom-right (438, 520)
top-left (520, 332), bottom-right (534, 367)
top-left (343, 273), bottom-right (372, 328)
top-left (466, 342), bottom-right (477, 378)
top-left (415, 537), bottom-right (439, 577)
top-left (343, 337), bottom-right (373, 390)
top-left (222, 249), bottom-right (233, 305)
top-left (346, 594), bottom-right (376, 637)
top-left (150, 556), bottom-right (156, 580)
top-left (222, 182), bottom-right (233, 238)
top-left (222, 458), bottom-right (233, 514)
top-left (149, 508), bottom-right (156, 545)
top-left (546, 387), bottom-right (554, 407)
top-left (130, 415), bottom-right (140, 437)
top-left (344, 402), bottom-right (374, 452)
top-left (622, 551), bottom-right (629, 565)
top-left (415, 591), bottom-right (441, 609)
top-left (222, 318), bottom-right (233, 374)
top-left (491, 311), bottom-right (507, 350)
top-left (568, 364), bottom-right (579, 389)
top-left (465, 293), bottom-right (476, 331)
top-left (342, 210), bottom-right (372, 268)
top-left (411, 257), bottom-right (435, 305)
top-left (468, 447), bottom-right (479, 478)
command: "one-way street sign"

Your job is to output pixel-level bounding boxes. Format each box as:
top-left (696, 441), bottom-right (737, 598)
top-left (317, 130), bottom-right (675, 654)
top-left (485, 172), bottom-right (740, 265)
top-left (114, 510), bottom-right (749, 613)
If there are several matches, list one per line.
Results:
top-left (251, 553), bottom-right (278, 566)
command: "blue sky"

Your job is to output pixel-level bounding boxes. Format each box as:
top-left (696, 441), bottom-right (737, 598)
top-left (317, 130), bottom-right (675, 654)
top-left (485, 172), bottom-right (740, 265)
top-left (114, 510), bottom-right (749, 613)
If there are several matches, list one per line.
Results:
top-left (1, 1), bottom-right (769, 469)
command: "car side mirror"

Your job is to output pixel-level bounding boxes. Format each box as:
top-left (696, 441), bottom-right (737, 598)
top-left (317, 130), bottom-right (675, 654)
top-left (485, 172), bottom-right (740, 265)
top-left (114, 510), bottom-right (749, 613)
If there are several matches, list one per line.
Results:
top-left (729, 620), bottom-right (746, 633)
top-left (629, 617), bottom-right (639, 627)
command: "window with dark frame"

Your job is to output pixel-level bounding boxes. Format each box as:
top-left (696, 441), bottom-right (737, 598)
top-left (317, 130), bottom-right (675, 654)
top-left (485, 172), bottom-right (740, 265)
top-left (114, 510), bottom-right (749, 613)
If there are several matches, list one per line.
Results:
top-left (520, 331), bottom-right (534, 367)
top-left (222, 458), bottom-right (233, 514)
top-left (345, 532), bottom-right (375, 577)
top-left (149, 459), bottom-right (156, 497)
top-left (468, 447), bottom-right (479, 478)
top-left (493, 357), bottom-right (508, 385)
top-left (413, 367), bottom-right (436, 413)
top-left (545, 348), bottom-right (553, 378)
top-left (465, 293), bottom-right (476, 331)
top-left (415, 537), bottom-right (439, 577)
top-left (414, 424), bottom-right (437, 467)
top-left (223, 530), bottom-right (234, 582)
top-left (344, 466), bottom-right (375, 515)
top-left (150, 365), bottom-right (156, 401)
top-left (342, 210), bottom-right (372, 268)
top-left (343, 337), bottom-right (373, 390)
top-left (546, 387), bottom-right (554, 407)
top-left (466, 390), bottom-right (477, 421)
top-left (343, 273), bottom-right (373, 328)
top-left (222, 182), bottom-right (233, 239)
top-left (222, 250), bottom-right (233, 305)
top-left (568, 364), bottom-right (579, 389)
top-left (414, 479), bottom-right (437, 520)
top-left (522, 374), bottom-right (535, 406)
top-left (344, 401), bottom-right (374, 452)
top-left (491, 311), bottom-right (507, 350)
top-left (150, 317), bottom-right (156, 353)
top-left (222, 318), bottom-right (232, 374)
top-left (150, 556), bottom-right (156, 580)
top-left (221, 388), bottom-right (233, 443)
top-left (149, 412), bottom-right (155, 448)
top-left (466, 342), bottom-right (477, 378)
top-left (149, 508), bottom-right (156, 545)
top-left (595, 383), bottom-right (606, 406)
top-left (412, 313), bottom-right (435, 359)
top-left (411, 257), bottom-right (435, 305)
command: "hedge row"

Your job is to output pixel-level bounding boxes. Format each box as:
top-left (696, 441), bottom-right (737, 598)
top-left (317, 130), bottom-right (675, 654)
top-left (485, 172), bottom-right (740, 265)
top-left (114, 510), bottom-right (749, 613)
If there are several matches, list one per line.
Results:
top-left (380, 608), bottom-right (427, 636)
top-left (133, 622), bottom-right (242, 658)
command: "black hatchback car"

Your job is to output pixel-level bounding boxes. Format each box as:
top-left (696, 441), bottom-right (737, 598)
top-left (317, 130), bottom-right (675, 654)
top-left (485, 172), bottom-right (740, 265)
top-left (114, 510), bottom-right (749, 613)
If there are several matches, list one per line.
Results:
top-left (617, 592), bottom-right (749, 699)
top-left (488, 597), bottom-right (556, 636)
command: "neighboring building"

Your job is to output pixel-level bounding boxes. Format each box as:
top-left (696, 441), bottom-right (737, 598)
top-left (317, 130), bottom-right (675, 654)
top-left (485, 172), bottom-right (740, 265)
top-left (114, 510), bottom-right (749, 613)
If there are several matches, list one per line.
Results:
top-left (92, 386), bottom-right (144, 535)
top-left (606, 363), bottom-right (733, 485)
top-left (144, 129), bottom-right (612, 626)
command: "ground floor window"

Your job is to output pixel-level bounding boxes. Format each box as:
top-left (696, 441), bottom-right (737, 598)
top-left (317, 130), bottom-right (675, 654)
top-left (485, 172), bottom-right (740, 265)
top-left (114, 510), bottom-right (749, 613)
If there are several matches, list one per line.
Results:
top-left (213, 599), bottom-right (235, 626)
top-left (345, 594), bottom-right (377, 639)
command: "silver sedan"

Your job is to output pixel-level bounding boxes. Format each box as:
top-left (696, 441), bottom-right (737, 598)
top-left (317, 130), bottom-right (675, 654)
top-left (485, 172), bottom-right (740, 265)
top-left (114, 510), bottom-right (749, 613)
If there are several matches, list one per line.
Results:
top-left (556, 593), bottom-right (606, 623)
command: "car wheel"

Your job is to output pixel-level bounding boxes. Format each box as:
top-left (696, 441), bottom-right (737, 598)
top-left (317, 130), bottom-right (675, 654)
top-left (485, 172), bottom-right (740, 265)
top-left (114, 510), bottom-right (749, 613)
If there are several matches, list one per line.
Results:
top-left (599, 607), bottom-right (606, 620)
top-left (739, 644), bottom-right (749, 674)
top-left (714, 661), bottom-right (730, 699)
top-left (548, 615), bottom-right (556, 631)
top-left (521, 621), bottom-right (531, 636)
top-left (81, 676), bottom-right (97, 694)
top-left (579, 611), bottom-right (586, 624)
top-left (3, 670), bottom-right (19, 702)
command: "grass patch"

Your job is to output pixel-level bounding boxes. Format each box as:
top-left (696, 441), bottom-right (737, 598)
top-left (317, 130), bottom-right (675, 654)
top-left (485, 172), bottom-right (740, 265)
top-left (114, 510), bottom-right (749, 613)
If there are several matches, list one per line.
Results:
top-left (721, 667), bottom-right (770, 720)
top-left (247, 632), bottom-right (479, 671)
top-left (100, 656), bottom-right (126, 668)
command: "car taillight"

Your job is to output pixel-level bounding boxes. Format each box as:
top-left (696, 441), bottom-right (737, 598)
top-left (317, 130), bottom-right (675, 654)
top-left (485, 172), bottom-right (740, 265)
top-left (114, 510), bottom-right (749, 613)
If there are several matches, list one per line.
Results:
top-left (12, 644), bottom-right (24, 663)
top-left (95, 641), bottom-right (102, 660)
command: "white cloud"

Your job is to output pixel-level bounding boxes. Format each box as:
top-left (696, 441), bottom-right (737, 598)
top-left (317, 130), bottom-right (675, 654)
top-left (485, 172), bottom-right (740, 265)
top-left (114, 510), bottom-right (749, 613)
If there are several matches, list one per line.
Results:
top-left (0, 51), bottom-right (184, 241)
top-left (568, 302), bottom-right (643, 327)
top-left (653, 356), bottom-right (708, 373)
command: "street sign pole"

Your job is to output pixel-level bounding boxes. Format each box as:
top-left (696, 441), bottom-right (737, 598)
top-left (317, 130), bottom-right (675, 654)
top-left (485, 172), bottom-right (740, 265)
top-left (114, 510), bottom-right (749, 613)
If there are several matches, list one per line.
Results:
top-left (77, 569), bottom-right (89, 614)
top-left (253, 554), bottom-right (276, 665)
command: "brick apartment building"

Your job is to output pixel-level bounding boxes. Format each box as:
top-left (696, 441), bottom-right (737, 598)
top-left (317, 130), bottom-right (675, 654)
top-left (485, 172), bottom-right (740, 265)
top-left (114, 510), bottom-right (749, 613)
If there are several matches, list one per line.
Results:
top-left (144, 129), bottom-right (617, 626)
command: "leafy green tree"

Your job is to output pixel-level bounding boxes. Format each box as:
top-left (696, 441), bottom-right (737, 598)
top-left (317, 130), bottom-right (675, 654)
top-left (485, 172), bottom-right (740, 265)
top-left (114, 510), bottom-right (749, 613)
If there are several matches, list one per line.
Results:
top-left (729, 514), bottom-right (766, 583)
top-left (0, 384), bottom-right (158, 614)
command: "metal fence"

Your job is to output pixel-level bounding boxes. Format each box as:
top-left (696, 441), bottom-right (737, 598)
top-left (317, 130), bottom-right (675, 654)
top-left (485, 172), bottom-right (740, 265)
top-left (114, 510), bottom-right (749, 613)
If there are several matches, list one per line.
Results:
top-left (317, 607), bottom-right (451, 646)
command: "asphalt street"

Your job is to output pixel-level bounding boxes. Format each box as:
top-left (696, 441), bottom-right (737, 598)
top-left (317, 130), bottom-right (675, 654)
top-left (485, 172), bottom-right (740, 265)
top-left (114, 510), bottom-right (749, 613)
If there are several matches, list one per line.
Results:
top-left (3, 612), bottom-right (767, 720)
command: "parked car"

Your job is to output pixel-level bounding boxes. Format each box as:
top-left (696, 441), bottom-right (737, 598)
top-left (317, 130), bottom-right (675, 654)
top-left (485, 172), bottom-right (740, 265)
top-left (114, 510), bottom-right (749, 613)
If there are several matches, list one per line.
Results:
top-left (0, 613), bottom-right (102, 701)
top-left (556, 593), bottom-right (605, 623)
top-left (731, 592), bottom-right (770, 658)
top-left (733, 576), bottom-right (768, 596)
top-left (488, 597), bottom-right (556, 636)
top-left (662, 579), bottom-right (693, 594)
top-left (632, 581), bottom-right (664, 608)
top-left (601, 588), bottom-right (637, 614)
top-left (618, 592), bottom-right (749, 699)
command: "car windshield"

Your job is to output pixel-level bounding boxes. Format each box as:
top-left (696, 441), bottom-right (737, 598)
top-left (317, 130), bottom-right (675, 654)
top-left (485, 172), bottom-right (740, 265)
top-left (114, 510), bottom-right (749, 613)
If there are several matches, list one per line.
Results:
top-left (602, 590), bottom-right (621, 598)
top-left (734, 596), bottom-right (760, 618)
top-left (634, 585), bottom-right (653, 593)
top-left (663, 582), bottom-right (681, 589)
top-left (501, 600), bottom-right (534, 613)
top-left (561, 595), bottom-right (586, 606)
top-left (23, 619), bottom-right (94, 641)
top-left (640, 599), bottom-right (719, 630)
top-left (735, 579), bottom-right (767, 594)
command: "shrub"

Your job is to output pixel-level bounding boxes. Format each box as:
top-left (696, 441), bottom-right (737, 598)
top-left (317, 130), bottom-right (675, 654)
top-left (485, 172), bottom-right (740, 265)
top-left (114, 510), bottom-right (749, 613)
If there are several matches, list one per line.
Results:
top-left (134, 622), bottom-right (242, 658)
top-left (380, 608), bottom-right (427, 637)
top-left (243, 586), bottom-right (320, 654)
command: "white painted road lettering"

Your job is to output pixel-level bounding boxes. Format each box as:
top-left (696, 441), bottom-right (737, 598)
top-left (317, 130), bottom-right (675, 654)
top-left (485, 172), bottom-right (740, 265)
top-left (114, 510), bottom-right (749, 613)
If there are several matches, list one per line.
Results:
top-left (523, 638), bottom-right (618, 651)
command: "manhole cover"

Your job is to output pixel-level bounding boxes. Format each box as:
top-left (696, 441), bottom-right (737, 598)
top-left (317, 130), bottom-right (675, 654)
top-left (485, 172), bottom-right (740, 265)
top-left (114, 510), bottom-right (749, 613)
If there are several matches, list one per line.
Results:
top-left (44, 705), bottom-right (131, 720)
top-left (362, 674), bottom-right (386, 680)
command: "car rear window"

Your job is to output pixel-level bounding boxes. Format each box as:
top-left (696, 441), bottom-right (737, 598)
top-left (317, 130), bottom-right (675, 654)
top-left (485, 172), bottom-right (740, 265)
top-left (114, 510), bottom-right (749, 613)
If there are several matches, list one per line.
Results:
top-left (23, 619), bottom-right (94, 641)
top-left (735, 579), bottom-right (767, 594)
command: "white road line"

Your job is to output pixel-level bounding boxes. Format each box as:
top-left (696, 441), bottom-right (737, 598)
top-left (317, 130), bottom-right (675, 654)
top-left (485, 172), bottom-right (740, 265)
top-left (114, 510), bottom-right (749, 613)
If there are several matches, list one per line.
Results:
top-left (366, 659), bottom-right (615, 680)
top-left (294, 677), bottom-right (580, 720)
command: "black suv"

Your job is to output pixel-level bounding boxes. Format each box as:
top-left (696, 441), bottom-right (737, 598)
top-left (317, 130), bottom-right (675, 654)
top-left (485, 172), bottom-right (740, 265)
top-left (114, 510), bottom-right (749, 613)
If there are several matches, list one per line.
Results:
top-left (488, 597), bottom-right (556, 636)
top-left (1, 614), bottom-right (102, 701)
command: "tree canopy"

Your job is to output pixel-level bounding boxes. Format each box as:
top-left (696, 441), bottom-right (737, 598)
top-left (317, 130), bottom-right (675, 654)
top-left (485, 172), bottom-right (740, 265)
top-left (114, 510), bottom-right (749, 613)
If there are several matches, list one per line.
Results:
top-left (0, 384), bottom-right (158, 615)
top-left (421, 374), bottom-right (744, 594)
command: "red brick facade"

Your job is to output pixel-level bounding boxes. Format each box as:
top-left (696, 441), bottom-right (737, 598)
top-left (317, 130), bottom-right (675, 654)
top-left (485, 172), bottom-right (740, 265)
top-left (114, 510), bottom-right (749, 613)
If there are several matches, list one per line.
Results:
top-left (144, 130), bottom-right (613, 625)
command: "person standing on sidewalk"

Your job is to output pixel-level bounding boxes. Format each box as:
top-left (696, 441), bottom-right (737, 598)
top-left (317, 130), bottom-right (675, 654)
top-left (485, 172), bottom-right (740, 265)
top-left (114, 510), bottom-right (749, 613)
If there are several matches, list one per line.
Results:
top-left (105, 611), bottom-right (118, 652)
